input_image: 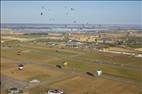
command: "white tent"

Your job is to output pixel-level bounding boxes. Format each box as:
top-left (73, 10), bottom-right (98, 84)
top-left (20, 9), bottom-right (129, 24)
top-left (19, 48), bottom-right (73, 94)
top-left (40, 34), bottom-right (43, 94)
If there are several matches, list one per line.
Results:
top-left (96, 70), bottom-right (102, 76)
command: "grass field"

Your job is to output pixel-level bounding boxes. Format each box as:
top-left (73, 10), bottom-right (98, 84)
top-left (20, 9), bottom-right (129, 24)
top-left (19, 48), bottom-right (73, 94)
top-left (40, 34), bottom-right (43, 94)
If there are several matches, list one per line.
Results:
top-left (30, 76), bottom-right (141, 94)
top-left (1, 35), bottom-right (142, 94)
top-left (1, 63), bottom-right (65, 81)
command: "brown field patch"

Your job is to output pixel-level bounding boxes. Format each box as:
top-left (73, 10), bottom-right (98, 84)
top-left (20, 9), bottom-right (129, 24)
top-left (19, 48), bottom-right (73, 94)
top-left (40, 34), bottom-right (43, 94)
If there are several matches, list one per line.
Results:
top-left (1, 63), bottom-right (65, 81)
top-left (30, 76), bottom-right (141, 94)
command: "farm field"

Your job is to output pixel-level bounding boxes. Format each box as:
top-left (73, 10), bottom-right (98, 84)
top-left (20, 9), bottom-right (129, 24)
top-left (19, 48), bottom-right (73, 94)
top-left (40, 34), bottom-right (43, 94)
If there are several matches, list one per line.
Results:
top-left (1, 34), bottom-right (142, 94)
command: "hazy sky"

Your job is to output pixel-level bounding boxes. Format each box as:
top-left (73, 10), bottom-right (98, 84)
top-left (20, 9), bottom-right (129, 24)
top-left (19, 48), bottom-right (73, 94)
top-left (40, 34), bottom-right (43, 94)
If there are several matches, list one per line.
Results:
top-left (1, 1), bottom-right (142, 24)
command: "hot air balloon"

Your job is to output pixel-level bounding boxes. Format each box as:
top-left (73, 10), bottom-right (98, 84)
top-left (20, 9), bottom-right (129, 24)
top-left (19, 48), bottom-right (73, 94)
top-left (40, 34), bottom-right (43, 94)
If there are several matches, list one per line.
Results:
top-left (70, 8), bottom-right (75, 11)
top-left (40, 12), bottom-right (43, 16)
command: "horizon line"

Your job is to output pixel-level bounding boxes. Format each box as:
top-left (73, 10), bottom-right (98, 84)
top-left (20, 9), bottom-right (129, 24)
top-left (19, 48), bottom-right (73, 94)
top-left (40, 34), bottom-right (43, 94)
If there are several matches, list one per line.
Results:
top-left (1, 23), bottom-right (141, 25)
